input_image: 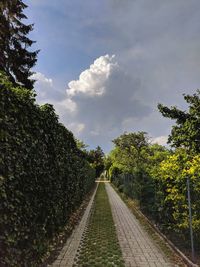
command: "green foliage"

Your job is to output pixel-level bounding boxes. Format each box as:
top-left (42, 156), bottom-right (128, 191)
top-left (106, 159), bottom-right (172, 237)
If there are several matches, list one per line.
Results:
top-left (113, 131), bottom-right (148, 151)
top-left (74, 183), bottom-right (124, 267)
top-left (75, 138), bottom-right (88, 152)
top-left (158, 90), bottom-right (200, 153)
top-left (152, 150), bottom-right (200, 239)
top-left (88, 146), bottom-right (105, 178)
top-left (157, 90), bottom-right (200, 247)
top-left (0, 1), bottom-right (39, 89)
top-left (0, 74), bottom-right (95, 266)
top-left (108, 132), bottom-right (159, 215)
top-left (108, 129), bottom-right (200, 249)
top-left (108, 132), bottom-right (175, 221)
top-left (112, 132), bottom-right (149, 170)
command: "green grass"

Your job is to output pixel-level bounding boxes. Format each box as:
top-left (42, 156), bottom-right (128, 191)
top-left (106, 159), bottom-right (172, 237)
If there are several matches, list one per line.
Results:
top-left (73, 183), bottom-right (125, 267)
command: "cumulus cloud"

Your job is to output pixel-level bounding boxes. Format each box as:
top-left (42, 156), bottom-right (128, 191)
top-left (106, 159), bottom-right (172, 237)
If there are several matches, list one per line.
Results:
top-left (151, 136), bottom-right (168, 146)
top-left (33, 55), bottom-right (151, 149)
top-left (32, 71), bottom-right (66, 106)
top-left (56, 98), bottom-right (77, 113)
top-left (32, 71), bottom-right (77, 128)
top-left (67, 122), bottom-right (85, 136)
top-left (62, 55), bottom-right (152, 148)
top-left (32, 72), bottom-right (53, 86)
top-left (30, 0), bottom-right (200, 151)
top-left (32, 72), bottom-right (53, 99)
top-left (67, 55), bottom-right (118, 97)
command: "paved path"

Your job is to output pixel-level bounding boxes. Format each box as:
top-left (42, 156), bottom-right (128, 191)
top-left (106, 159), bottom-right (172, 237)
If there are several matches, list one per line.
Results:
top-left (50, 182), bottom-right (182, 267)
top-left (50, 185), bottom-right (98, 267)
top-left (106, 183), bottom-right (178, 267)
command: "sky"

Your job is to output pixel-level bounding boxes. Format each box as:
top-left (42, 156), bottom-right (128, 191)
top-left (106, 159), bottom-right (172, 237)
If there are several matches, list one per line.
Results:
top-left (24, 0), bottom-right (200, 152)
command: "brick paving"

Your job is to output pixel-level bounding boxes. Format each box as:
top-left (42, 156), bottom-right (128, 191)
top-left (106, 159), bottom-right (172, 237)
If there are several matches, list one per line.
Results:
top-left (50, 182), bottom-right (182, 267)
top-left (105, 183), bottom-right (180, 267)
top-left (49, 185), bottom-right (98, 267)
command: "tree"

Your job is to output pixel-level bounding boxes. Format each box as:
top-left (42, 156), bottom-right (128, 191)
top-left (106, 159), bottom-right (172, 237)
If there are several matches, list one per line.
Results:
top-left (112, 131), bottom-right (149, 170)
top-left (113, 131), bottom-right (148, 152)
top-left (152, 149), bottom-right (200, 238)
top-left (108, 132), bottom-right (149, 201)
top-left (158, 90), bottom-right (200, 153)
top-left (104, 155), bottom-right (112, 179)
top-left (75, 138), bottom-right (88, 152)
top-left (88, 146), bottom-right (105, 177)
top-left (108, 132), bottom-right (171, 214)
top-left (0, 0), bottom-right (39, 89)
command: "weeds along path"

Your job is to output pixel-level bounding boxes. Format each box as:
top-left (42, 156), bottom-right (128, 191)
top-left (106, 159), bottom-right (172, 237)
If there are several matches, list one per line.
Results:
top-left (106, 183), bottom-right (180, 267)
top-left (73, 182), bottom-right (125, 267)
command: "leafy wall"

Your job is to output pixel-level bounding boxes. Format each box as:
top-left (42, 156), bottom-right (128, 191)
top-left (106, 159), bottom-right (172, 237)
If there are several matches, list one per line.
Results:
top-left (0, 74), bottom-right (95, 266)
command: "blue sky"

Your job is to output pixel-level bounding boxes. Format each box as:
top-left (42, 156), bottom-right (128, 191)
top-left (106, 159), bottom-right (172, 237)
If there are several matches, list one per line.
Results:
top-left (24, 0), bottom-right (200, 152)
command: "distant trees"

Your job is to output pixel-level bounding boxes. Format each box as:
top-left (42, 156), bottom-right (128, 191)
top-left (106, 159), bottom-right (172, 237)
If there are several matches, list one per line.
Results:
top-left (88, 146), bottom-right (105, 178)
top-left (107, 132), bottom-right (168, 213)
top-left (112, 132), bottom-right (149, 171)
top-left (74, 141), bottom-right (105, 178)
top-left (75, 139), bottom-right (88, 152)
top-left (0, 0), bottom-right (39, 89)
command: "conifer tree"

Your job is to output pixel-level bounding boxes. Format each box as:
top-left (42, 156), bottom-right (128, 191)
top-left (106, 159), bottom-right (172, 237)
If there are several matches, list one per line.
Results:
top-left (0, 0), bottom-right (39, 89)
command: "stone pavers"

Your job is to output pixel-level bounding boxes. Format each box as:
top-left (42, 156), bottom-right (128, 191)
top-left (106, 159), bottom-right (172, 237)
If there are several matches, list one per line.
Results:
top-left (50, 182), bottom-right (182, 267)
top-left (49, 185), bottom-right (98, 267)
top-left (105, 183), bottom-right (179, 267)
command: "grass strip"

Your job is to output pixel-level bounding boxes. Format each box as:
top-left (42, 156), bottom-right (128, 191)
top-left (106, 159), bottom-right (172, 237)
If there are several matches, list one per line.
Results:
top-left (73, 183), bottom-right (125, 267)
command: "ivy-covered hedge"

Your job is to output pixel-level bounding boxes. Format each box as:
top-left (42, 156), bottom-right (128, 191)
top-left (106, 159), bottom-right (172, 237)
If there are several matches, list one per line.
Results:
top-left (0, 74), bottom-right (95, 266)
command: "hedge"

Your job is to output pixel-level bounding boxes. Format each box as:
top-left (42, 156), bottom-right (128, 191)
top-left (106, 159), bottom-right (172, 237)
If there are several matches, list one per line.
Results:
top-left (0, 73), bottom-right (95, 266)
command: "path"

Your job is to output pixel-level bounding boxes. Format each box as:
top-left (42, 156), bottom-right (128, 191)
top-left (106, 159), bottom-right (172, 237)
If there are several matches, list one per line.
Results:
top-left (106, 183), bottom-right (178, 267)
top-left (50, 182), bottom-right (182, 267)
top-left (50, 185), bottom-right (98, 267)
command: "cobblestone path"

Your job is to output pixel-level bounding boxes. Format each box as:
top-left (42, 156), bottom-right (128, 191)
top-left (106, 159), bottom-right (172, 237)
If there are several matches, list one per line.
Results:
top-left (105, 183), bottom-right (179, 267)
top-left (50, 185), bottom-right (98, 267)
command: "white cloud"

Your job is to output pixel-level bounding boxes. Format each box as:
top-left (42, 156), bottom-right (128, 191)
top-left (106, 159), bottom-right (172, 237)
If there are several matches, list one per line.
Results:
top-left (32, 72), bottom-right (77, 118)
top-left (57, 98), bottom-right (77, 113)
top-left (151, 136), bottom-right (168, 146)
top-left (66, 55), bottom-right (118, 97)
top-left (28, 0), bottom-right (200, 152)
top-left (33, 57), bottom-right (151, 152)
top-left (32, 72), bottom-right (53, 99)
top-left (32, 72), bottom-right (53, 87)
top-left (62, 54), bottom-right (151, 151)
top-left (68, 122), bottom-right (85, 136)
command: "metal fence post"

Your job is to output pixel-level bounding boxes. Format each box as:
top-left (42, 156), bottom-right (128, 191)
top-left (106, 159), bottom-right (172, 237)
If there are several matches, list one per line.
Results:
top-left (187, 176), bottom-right (195, 262)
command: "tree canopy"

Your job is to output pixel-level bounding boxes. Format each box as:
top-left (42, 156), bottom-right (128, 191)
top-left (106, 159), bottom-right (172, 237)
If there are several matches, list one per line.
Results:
top-left (88, 146), bottom-right (105, 178)
top-left (158, 90), bottom-right (200, 153)
top-left (0, 0), bottom-right (39, 89)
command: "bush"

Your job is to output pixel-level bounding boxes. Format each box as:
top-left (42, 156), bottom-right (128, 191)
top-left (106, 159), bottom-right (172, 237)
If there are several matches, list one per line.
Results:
top-left (0, 73), bottom-right (95, 266)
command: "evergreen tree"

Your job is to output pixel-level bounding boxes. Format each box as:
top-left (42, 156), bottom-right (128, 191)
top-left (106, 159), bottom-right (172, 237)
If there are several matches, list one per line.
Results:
top-left (0, 0), bottom-right (39, 89)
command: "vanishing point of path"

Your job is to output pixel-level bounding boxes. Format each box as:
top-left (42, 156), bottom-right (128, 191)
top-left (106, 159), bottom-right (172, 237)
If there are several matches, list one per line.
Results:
top-left (50, 182), bottom-right (182, 267)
